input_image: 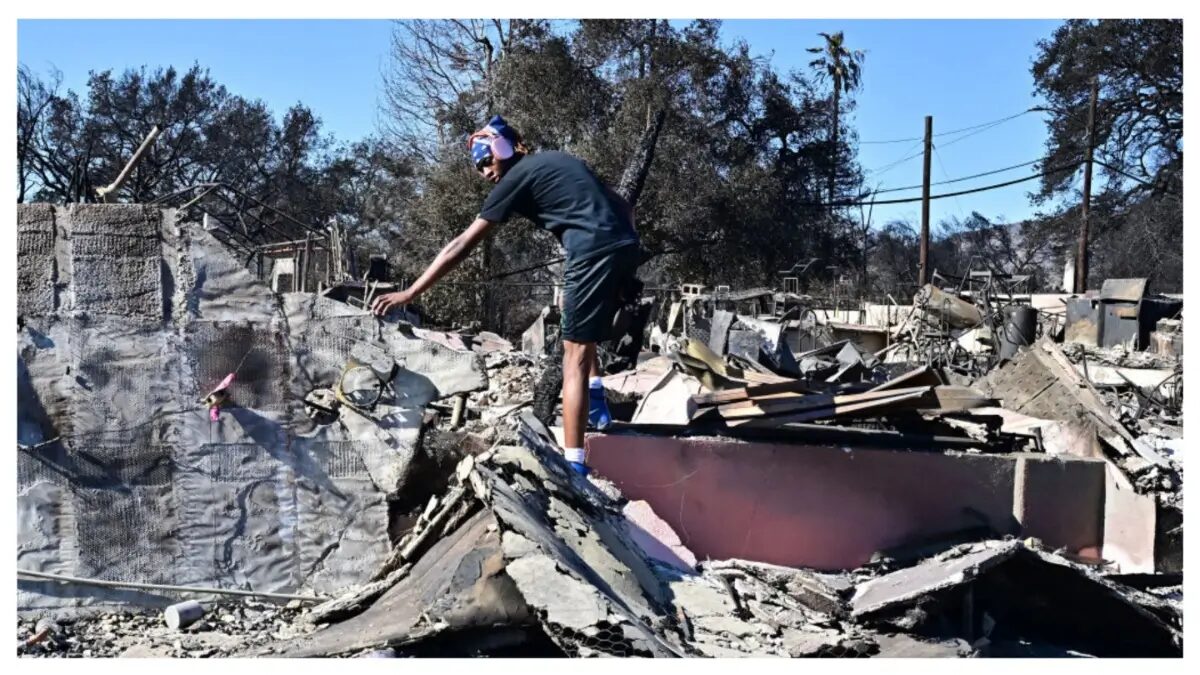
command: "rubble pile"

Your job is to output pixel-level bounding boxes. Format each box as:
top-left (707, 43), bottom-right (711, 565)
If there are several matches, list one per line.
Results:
top-left (17, 600), bottom-right (311, 658)
top-left (15, 203), bottom-right (1184, 661)
top-left (459, 351), bottom-right (539, 431)
top-left (426, 346), bottom-right (539, 451)
top-left (234, 415), bottom-right (1180, 658)
top-left (1060, 341), bottom-right (1184, 465)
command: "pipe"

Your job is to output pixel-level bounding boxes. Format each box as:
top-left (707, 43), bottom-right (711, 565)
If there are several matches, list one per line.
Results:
top-left (17, 568), bottom-right (327, 603)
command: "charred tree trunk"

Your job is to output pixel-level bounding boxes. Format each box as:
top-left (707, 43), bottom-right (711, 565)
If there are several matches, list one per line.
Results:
top-left (615, 107), bottom-right (667, 207)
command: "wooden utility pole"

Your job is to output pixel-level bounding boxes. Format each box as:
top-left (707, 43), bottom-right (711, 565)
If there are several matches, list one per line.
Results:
top-left (1075, 77), bottom-right (1100, 294)
top-left (918, 116), bottom-right (933, 287)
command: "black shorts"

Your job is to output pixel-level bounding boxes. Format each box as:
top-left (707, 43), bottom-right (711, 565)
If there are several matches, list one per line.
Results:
top-left (560, 243), bottom-right (640, 343)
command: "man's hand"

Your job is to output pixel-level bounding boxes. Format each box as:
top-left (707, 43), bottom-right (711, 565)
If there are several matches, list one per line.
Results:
top-left (369, 218), bottom-right (495, 318)
top-left (371, 289), bottom-right (416, 316)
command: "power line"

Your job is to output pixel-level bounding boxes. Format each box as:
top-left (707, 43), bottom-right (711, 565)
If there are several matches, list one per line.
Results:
top-left (858, 108), bottom-right (1038, 145)
top-left (858, 133), bottom-right (926, 146)
top-left (1093, 160), bottom-right (1181, 195)
top-left (867, 157), bottom-right (1046, 195)
top-left (489, 163), bottom-right (1083, 281)
top-left (932, 146), bottom-right (968, 219)
top-left (489, 255), bottom-right (564, 280)
top-left (820, 161), bottom-right (1081, 208)
top-left (864, 141), bottom-right (925, 177)
top-left (933, 109), bottom-right (1037, 138)
top-left (935, 115), bottom-right (1026, 151)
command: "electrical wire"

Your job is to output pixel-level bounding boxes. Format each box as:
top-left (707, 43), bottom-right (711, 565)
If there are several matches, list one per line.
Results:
top-left (821, 161), bottom-right (1081, 208)
top-left (1094, 160), bottom-right (1181, 195)
top-left (486, 162), bottom-right (1081, 278)
top-left (857, 108), bottom-right (1038, 145)
top-left (864, 141), bottom-right (926, 178)
top-left (932, 145), bottom-right (968, 219)
top-left (866, 157), bottom-right (1045, 195)
top-left (935, 114), bottom-right (1027, 151)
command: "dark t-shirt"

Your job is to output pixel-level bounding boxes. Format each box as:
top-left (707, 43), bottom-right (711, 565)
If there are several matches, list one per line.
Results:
top-left (478, 151), bottom-right (638, 262)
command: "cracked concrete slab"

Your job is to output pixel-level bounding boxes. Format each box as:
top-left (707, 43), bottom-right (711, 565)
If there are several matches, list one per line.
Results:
top-left (505, 555), bottom-right (609, 630)
top-left (851, 541), bottom-right (1022, 617)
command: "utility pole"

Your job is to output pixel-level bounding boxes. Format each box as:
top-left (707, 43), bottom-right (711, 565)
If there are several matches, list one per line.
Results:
top-left (918, 116), bottom-right (933, 287)
top-left (1075, 77), bottom-right (1100, 294)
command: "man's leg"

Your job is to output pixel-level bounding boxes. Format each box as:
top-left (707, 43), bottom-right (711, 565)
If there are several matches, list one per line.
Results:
top-left (562, 339), bottom-right (595, 474)
top-left (588, 355), bottom-right (612, 430)
top-left (559, 243), bottom-right (638, 471)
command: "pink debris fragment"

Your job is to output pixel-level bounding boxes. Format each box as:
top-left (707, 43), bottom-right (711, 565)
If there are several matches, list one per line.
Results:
top-left (622, 499), bottom-right (697, 571)
top-left (214, 372), bottom-right (236, 392)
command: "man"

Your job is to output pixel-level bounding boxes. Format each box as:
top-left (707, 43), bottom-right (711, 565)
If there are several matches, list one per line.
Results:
top-left (372, 115), bottom-right (640, 475)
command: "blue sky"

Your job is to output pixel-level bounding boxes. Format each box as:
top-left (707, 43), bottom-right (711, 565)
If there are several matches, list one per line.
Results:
top-left (18, 18), bottom-right (1065, 228)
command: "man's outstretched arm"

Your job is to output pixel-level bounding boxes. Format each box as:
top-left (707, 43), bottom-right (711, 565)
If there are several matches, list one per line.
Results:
top-left (371, 217), bottom-right (497, 316)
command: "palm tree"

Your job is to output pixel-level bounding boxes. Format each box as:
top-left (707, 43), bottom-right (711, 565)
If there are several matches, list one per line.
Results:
top-left (807, 31), bottom-right (865, 208)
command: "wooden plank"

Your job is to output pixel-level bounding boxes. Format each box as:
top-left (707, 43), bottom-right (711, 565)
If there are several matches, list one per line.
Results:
top-left (728, 388), bottom-right (931, 427)
top-left (740, 370), bottom-right (795, 385)
top-left (718, 385), bottom-right (932, 419)
top-left (696, 383), bottom-right (870, 410)
top-left (692, 379), bottom-right (814, 406)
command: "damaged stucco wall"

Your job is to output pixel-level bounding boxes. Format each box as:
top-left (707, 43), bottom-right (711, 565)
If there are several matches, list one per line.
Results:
top-left (16, 204), bottom-right (485, 614)
top-left (584, 433), bottom-right (1107, 570)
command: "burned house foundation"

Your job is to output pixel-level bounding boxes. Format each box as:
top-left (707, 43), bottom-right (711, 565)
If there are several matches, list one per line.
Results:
top-left (15, 204), bottom-right (1183, 659)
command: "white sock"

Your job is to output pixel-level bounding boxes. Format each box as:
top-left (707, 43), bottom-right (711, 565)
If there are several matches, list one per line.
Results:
top-left (589, 376), bottom-right (603, 388)
top-left (564, 447), bottom-right (586, 464)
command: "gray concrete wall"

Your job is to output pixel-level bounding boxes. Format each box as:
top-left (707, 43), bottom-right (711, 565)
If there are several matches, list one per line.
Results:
top-left (17, 204), bottom-right (486, 614)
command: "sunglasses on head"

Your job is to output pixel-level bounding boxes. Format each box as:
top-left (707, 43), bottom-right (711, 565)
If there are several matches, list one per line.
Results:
top-left (475, 154), bottom-right (493, 172)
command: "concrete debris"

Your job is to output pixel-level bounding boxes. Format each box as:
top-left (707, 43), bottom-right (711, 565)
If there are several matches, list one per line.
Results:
top-left (521, 305), bottom-right (560, 356)
top-left (223, 417), bottom-right (1182, 657)
top-left (17, 598), bottom-right (311, 658)
top-left (630, 369), bottom-right (702, 425)
top-left (622, 500), bottom-right (697, 572)
top-left (505, 555), bottom-right (610, 630)
top-left (848, 540), bottom-right (1180, 657)
top-left (16, 207), bottom-right (1183, 659)
top-left (851, 541), bottom-right (1024, 617)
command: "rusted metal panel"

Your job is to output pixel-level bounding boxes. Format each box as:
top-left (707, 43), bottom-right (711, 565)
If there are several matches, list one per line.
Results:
top-left (1099, 278), bottom-right (1148, 302)
top-left (1064, 298), bottom-right (1100, 346)
top-left (827, 322), bottom-right (889, 353)
top-left (1101, 302), bottom-right (1140, 349)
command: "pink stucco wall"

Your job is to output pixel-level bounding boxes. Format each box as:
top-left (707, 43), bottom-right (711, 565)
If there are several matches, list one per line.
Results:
top-left (585, 433), bottom-right (1106, 571)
